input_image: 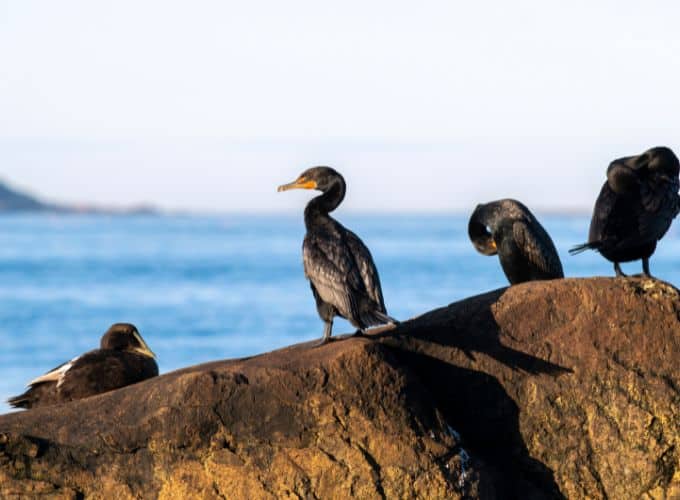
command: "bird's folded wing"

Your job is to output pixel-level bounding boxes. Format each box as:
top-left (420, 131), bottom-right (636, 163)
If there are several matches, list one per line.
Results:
top-left (28, 356), bottom-right (80, 387)
top-left (638, 180), bottom-right (680, 241)
top-left (640, 176), bottom-right (679, 213)
top-left (606, 163), bottom-right (639, 195)
top-left (513, 220), bottom-right (562, 276)
top-left (57, 352), bottom-right (129, 395)
top-left (345, 229), bottom-right (386, 312)
top-left (303, 233), bottom-right (365, 320)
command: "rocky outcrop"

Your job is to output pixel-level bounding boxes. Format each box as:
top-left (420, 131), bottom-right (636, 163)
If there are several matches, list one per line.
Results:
top-left (0, 177), bottom-right (157, 214)
top-left (378, 277), bottom-right (679, 499)
top-left (0, 277), bottom-right (678, 499)
top-left (0, 181), bottom-right (50, 211)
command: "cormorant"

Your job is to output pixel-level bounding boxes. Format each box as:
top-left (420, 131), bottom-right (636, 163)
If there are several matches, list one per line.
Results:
top-left (8, 323), bottom-right (158, 409)
top-left (278, 167), bottom-right (397, 344)
top-left (468, 199), bottom-right (564, 284)
top-left (570, 146), bottom-right (680, 277)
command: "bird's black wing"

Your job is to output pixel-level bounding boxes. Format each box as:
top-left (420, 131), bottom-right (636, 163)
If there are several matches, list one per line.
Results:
top-left (589, 182), bottom-right (618, 243)
top-left (344, 229), bottom-right (387, 312)
top-left (303, 231), bottom-right (368, 322)
top-left (57, 351), bottom-right (127, 399)
top-left (512, 220), bottom-right (564, 278)
top-left (606, 163), bottom-right (639, 195)
top-left (639, 176), bottom-right (680, 241)
top-left (57, 350), bottom-right (157, 401)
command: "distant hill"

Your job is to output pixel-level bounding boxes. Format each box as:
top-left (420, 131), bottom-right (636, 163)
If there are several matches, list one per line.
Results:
top-left (0, 180), bottom-right (53, 211)
top-left (0, 178), bottom-right (157, 215)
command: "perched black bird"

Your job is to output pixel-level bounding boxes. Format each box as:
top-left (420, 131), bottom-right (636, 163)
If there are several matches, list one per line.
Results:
top-left (468, 199), bottom-right (564, 285)
top-left (570, 146), bottom-right (680, 277)
top-left (8, 323), bottom-right (158, 409)
top-left (278, 167), bottom-right (397, 344)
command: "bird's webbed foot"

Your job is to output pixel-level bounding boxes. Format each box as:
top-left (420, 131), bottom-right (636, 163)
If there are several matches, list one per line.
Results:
top-left (315, 336), bottom-right (333, 347)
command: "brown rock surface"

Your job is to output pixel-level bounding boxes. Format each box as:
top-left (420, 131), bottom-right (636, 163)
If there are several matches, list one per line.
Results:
top-left (0, 277), bottom-right (678, 499)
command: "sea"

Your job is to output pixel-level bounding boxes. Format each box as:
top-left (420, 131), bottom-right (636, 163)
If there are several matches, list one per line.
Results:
top-left (1, 213), bottom-right (678, 414)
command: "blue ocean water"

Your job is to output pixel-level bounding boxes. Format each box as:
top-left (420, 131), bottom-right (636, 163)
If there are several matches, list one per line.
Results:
top-left (0, 213), bottom-right (678, 414)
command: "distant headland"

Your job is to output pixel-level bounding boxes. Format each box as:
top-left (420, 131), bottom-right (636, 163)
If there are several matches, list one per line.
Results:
top-left (0, 178), bottom-right (158, 215)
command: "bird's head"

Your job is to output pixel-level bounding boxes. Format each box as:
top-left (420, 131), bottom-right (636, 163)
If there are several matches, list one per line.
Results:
top-left (277, 166), bottom-right (344, 194)
top-left (101, 323), bottom-right (156, 359)
top-left (618, 146), bottom-right (679, 175)
top-left (609, 146), bottom-right (680, 190)
top-left (468, 199), bottom-right (529, 256)
top-left (644, 146), bottom-right (680, 178)
top-left (468, 204), bottom-right (498, 256)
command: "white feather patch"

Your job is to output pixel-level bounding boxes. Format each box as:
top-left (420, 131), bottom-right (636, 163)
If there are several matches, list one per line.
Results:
top-left (28, 356), bottom-right (80, 388)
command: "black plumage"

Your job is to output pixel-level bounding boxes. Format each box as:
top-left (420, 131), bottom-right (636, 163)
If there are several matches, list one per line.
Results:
top-left (278, 167), bottom-right (397, 344)
top-left (468, 199), bottom-right (564, 285)
top-left (570, 146), bottom-right (680, 277)
top-left (8, 323), bottom-right (158, 409)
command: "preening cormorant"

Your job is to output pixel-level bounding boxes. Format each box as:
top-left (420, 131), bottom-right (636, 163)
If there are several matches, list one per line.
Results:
top-left (8, 323), bottom-right (158, 409)
top-left (278, 167), bottom-right (397, 344)
top-left (570, 146), bottom-right (680, 277)
top-left (468, 199), bottom-right (564, 284)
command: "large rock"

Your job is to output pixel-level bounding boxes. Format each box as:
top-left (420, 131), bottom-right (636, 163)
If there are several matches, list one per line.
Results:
top-left (0, 277), bottom-right (678, 499)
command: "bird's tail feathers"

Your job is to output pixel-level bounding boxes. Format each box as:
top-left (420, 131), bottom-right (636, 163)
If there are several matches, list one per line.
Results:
top-left (373, 310), bottom-right (400, 326)
top-left (569, 241), bottom-right (601, 255)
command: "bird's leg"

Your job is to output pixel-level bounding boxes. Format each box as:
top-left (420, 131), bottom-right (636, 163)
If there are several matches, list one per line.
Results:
top-left (614, 262), bottom-right (627, 277)
top-left (642, 258), bottom-right (653, 278)
top-left (316, 320), bottom-right (333, 346)
top-left (353, 329), bottom-right (365, 337)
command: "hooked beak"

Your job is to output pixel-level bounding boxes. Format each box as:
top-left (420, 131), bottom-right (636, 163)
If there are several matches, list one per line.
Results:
top-left (472, 236), bottom-right (498, 256)
top-left (277, 178), bottom-right (318, 192)
top-left (132, 330), bottom-right (156, 359)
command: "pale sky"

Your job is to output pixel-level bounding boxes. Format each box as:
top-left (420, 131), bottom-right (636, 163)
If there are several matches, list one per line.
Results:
top-left (1, 1), bottom-right (679, 212)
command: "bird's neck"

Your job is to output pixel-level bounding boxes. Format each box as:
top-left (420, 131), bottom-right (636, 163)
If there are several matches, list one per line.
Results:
top-left (304, 181), bottom-right (345, 228)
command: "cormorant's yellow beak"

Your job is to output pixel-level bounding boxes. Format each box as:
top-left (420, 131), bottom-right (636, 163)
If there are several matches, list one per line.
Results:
top-left (277, 177), bottom-right (318, 192)
top-left (489, 239), bottom-right (497, 250)
top-left (132, 330), bottom-right (156, 359)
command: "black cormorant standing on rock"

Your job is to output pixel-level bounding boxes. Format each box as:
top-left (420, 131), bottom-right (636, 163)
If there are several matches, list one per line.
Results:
top-left (278, 167), bottom-right (397, 344)
top-left (570, 146), bottom-right (680, 277)
top-left (8, 323), bottom-right (158, 409)
top-left (468, 199), bottom-right (564, 285)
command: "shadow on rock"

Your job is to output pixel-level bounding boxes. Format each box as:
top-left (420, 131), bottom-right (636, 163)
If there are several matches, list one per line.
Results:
top-left (375, 288), bottom-right (572, 375)
top-left (392, 349), bottom-right (565, 499)
top-left (372, 287), bottom-right (573, 498)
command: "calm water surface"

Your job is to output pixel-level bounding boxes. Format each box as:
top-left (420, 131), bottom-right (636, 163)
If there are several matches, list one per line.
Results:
top-left (1, 214), bottom-right (678, 413)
